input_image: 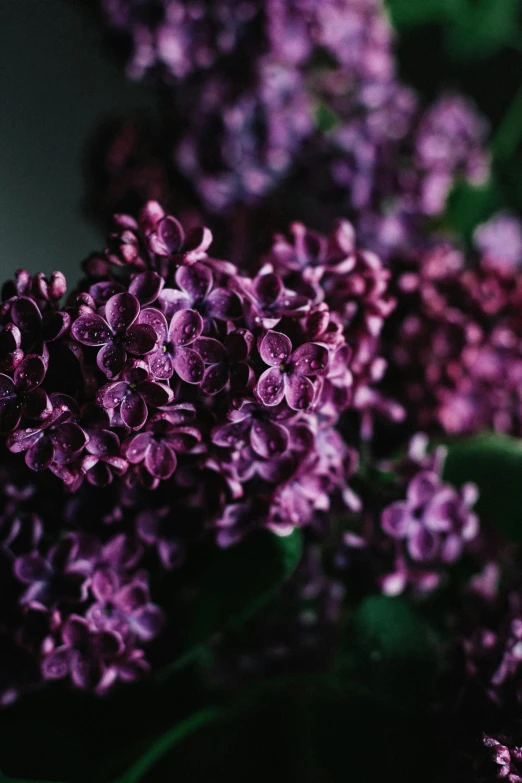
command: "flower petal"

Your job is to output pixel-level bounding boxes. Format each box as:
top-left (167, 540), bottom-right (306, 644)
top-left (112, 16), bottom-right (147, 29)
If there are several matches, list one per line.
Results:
top-left (50, 422), bottom-right (87, 456)
top-left (201, 363), bottom-right (228, 395)
top-left (128, 271), bottom-right (164, 305)
top-left (132, 606), bottom-right (165, 641)
top-left (169, 309), bottom-right (203, 347)
top-left (205, 288), bottom-right (242, 320)
top-left (407, 527), bottom-right (439, 562)
top-left (14, 552), bottom-right (51, 583)
top-left (87, 429), bottom-right (120, 457)
top-left (381, 502), bottom-right (411, 539)
top-left (284, 373), bottom-right (315, 410)
top-left (254, 272), bottom-right (283, 304)
top-left (156, 215), bottom-right (185, 254)
top-left (139, 381), bottom-right (174, 407)
top-left (212, 419), bottom-right (250, 448)
top-left (124, 433), bottom-right (151, 464)
top-left (256, 367), bottom-right (285, 407)
top-left (121, 391), bottom-right (148, 430)
top-left (139, 308), bottom-right (168, 343)
top-left (23, 388), bottom-right (52, 420)
top-left (225, 329), bottom-right (253, 361)
top-left (72, 314), bottom-right (111, 346)
top-left (97, 342), bottom-right (126, 378)
top-left (11, 297), bottom-right (42, 332)
top-left (173, 347), bottom-right (204, 384)
top-left (91, 568), bottom-right (118, 602)
top-left (0, 400), bottom-right (22, 433)
top-left (145, 440), bottom-right (177, 479)
top-left (105, 293), bottom-right (140, 334)
top-left (148, 347), bottom-right (175, 380)
top-left (26, 436), bottom-right (53, 471)
top-left (98, 381), bottom-right (129, 410)
top-left (194, 337), bottom-right (226, 364)
top-left (42, 647), bottom-right (70, 680)
top-left (291, 342), bottom-right (329, 375)
top-left (15, 355), bottom-right (45, 391)
top-left (175, 262), bottom-right (212, 303)
top-left (250, 419), bottom-right (289, 458)
top-left (124, 323), bottom-right (157, 356)
top-left (259, 330), bottom-right (291, 367)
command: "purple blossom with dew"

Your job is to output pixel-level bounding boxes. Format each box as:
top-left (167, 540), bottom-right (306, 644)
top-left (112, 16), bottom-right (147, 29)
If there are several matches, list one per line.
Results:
top-left (71, 292), bottom-right (157, 379)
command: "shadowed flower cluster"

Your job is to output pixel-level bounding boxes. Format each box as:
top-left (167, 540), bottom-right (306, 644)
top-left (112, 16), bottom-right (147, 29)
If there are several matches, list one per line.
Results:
top-left (382, 243), bottom-right (522, 437)
top-left (342, 434), bottom-right (480, 595)
top-left (0, 459), bottom-right (164, 704)
top-left (0, 203), bottom-right (396, 546)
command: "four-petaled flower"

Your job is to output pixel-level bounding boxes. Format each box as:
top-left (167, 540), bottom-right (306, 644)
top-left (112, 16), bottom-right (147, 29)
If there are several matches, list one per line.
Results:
top-left (98, 362), bottom-right (174, 430)
top-left (159, 262), bottom-right (242, 332)
top-left (71, 292), bottom-right (157, 378)
top-left (86, 568), bottom-right (164, 641)
top-left (195, 329), bottom-right (254, 394)
top-left (256, 330), bottom-right (329, 410)
top-left (139, 307), bottom-right (205, 383)
top-left (0, 355), bottom-right (51, 432)
top-left (123, 412), bottom-right (201, 480)
top-left (7, 395), bottom-right (87, 471)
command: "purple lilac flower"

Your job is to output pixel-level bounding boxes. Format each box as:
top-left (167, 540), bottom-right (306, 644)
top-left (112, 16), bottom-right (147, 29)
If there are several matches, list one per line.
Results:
top-left (0, 355), bottom-right (51, 432)
top-left (0, 204), bottom-right (378, 555)
top-left (343, 435), bottom-right (480, 595)
top-left (477, 734), bottom-right (522, 781)
top-left (71, 292), bottom-right (157, 378)
top-left (474, 212), bottom-right (522, 270)
top-left (256, 330), bottom-right (329, 410)
top-left (98, 361), bottom-right (173, 429)
top-left (382, 243), bottom-right (522, 437)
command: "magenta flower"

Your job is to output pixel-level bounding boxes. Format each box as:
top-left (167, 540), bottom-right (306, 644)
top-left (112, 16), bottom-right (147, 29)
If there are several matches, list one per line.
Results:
top-left (14, 535), bottom-right (93, 607)
top-left (86, 568), bottom-right (164, 641)
top-left (195, 329), bottom-right (254, 395)
top-left (7, 395), bottom-right (87, 472)
top-left (123, 412), bottom-right (201, 480)
top-left (256, 330), bottom-right (329, 410)
top-left (139, 306), bottom-right (204, 383)
top-left (0, 355), bottom-right (51, 432)
top-left (71, 292), bottom-right (157, 378)
top-left (212, 399), bottom-right (291, 458)
top-left (160, 262), bottom-right (242, 331)
top-left (237, 267), bottom-right (310, 329)
top-left (42, 614), bottom-right (124, 692)
top-left (98, 362), bottom-right (173, 430)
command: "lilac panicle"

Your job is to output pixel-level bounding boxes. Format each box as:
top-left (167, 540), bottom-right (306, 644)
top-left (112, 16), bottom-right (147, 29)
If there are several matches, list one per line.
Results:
top-left (0, 204), bottom-right (389, 548)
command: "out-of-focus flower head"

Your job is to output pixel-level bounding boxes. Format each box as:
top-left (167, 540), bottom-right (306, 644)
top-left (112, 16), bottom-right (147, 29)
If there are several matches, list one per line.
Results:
top-left (382, 243), bottom-right (522, 437)
top-left (341, 434), bottom-right (480, 595)
top-left (474, 212), bottom-right (522, 270)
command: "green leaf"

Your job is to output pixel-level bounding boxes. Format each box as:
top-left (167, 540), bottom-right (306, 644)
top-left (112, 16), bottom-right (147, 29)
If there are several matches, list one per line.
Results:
top-left (315, 102), bottom-right (340, 134)
top-left (350, 595), bottom-right (438, 709)
top-left (445, 0), bottom-right (520, 61)
top-left (386, 0), bottom-right (453, 28)
top-left (158, 529), bottom-right (303, 678)
top-left (115, 708), bottom-right (222, 783)
top-left (443, 433), bottom-right (522, 542)
top-left (443, 179), bottom-right (501, 239)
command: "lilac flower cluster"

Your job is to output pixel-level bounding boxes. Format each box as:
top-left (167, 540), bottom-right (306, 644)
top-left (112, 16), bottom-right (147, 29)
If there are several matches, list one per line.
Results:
top-left (382, 243), bottom-right (522, 436)
top-left (0, 203), bottom-right (394, 546)
top-left (480, 734), bottom-right (522, 782)
top-left (99, 0), bottom-right (395, 85)
top-left (0, 460), bottom-right (164, 704)
top-left (92, 0), bottom-right (416, 215)
top-left (342, 434), bottom-right (480, 595)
